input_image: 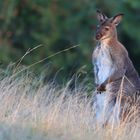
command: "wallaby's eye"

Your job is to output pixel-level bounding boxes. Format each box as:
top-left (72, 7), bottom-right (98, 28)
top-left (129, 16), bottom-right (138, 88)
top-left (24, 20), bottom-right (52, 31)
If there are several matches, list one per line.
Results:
top-left (105, 27), bottom-right (110, 31)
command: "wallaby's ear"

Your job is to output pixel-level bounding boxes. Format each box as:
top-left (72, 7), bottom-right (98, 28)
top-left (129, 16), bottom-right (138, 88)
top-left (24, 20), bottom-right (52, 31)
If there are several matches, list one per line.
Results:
top-left (111, 13), bottom-right (124, 26)
top-left (96, 10), bottom-right (108, 22)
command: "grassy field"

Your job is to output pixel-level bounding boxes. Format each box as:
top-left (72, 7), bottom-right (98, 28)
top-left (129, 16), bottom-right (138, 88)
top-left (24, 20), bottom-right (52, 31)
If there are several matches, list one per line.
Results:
top-left (0, 65), bottom-right (140, 140)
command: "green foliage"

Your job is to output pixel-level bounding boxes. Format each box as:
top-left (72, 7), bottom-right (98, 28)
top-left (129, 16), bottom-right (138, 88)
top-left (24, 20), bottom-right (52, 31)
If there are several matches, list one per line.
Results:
top-left (0, 0), bottom-right (140, 84)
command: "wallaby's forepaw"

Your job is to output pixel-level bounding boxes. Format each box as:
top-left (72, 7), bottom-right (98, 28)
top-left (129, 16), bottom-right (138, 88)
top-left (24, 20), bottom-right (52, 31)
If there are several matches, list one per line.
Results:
top-left (97, 84), bottom-right (106, 92)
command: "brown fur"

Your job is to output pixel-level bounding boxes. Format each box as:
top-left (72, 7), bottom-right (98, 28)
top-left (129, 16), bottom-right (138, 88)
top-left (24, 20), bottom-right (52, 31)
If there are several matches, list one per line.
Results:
top-left (94, 12), bottom-right (140, 95)
top-left (93, 11), bottom-right (140, 125)
top-left (105, 39), bottom-right (140, 95)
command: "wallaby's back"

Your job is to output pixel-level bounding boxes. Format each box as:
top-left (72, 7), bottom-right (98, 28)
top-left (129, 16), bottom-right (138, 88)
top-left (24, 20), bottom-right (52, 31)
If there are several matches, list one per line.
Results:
top-left (105, 40), bottom-right (140, 95)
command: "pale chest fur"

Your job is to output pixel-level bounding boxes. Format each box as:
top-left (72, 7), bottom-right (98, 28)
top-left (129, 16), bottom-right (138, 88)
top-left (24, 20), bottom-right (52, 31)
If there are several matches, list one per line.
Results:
top-left (92, 43), bottom-right (114, 85)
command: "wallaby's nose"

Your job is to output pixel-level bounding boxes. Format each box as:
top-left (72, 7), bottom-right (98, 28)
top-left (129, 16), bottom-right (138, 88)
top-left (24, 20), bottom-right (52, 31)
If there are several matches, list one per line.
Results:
top-left (96, 33), bottom-right (102, 40)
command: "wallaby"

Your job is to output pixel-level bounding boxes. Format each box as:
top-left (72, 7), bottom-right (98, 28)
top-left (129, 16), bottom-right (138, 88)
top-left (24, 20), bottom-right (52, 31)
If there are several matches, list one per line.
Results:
top-left (92, 10), bottom-right (140, 125)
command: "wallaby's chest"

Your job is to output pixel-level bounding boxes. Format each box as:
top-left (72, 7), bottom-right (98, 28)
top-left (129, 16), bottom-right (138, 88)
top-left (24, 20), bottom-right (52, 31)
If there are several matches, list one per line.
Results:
top-left (93, 44), bottom-right (113, 84)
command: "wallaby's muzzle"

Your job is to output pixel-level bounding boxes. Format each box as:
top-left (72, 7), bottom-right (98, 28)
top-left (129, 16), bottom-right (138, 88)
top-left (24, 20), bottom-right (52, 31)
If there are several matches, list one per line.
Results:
top-left (95, 33), bottom-right (102, 40)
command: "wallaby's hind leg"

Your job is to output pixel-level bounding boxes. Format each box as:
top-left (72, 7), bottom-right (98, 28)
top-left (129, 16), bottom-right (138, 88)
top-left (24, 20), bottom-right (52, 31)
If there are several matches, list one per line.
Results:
top-left (94, 92), bottom-right (119, 127)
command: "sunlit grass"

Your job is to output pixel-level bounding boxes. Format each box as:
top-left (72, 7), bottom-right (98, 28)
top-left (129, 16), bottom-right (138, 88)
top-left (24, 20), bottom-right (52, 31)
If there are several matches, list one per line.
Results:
top-left (0, 65), bottom-right (139, 140)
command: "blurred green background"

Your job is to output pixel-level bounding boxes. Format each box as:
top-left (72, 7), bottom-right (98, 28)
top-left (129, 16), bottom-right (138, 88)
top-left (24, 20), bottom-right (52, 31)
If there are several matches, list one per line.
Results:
top-left (0, 0), bottom-right (140, 85)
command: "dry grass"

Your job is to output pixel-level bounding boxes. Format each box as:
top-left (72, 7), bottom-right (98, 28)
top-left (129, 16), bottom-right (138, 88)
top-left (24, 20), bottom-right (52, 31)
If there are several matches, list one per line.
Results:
top-left (0, 66), bottom-right (139, 140)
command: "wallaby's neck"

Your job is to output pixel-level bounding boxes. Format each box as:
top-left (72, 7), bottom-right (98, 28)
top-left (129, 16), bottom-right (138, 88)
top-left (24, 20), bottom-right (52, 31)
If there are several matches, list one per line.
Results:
top-left (99, 36), bottom-right (119, 47)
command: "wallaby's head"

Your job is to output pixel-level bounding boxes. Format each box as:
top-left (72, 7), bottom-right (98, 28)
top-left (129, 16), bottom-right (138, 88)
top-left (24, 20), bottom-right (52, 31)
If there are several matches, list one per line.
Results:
top-left (95, 10), bottom-right (124, 41)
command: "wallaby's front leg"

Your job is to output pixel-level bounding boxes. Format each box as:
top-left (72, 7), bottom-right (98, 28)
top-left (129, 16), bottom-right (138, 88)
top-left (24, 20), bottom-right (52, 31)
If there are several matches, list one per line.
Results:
top-left (97, 68), bottom-right (126, 92)
top-left (97, 83), bottom-right (106, 91)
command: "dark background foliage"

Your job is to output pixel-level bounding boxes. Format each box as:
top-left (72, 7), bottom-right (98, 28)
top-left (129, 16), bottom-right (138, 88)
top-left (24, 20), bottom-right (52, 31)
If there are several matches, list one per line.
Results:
top-left (0, 0), bottom-right (140, 86)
